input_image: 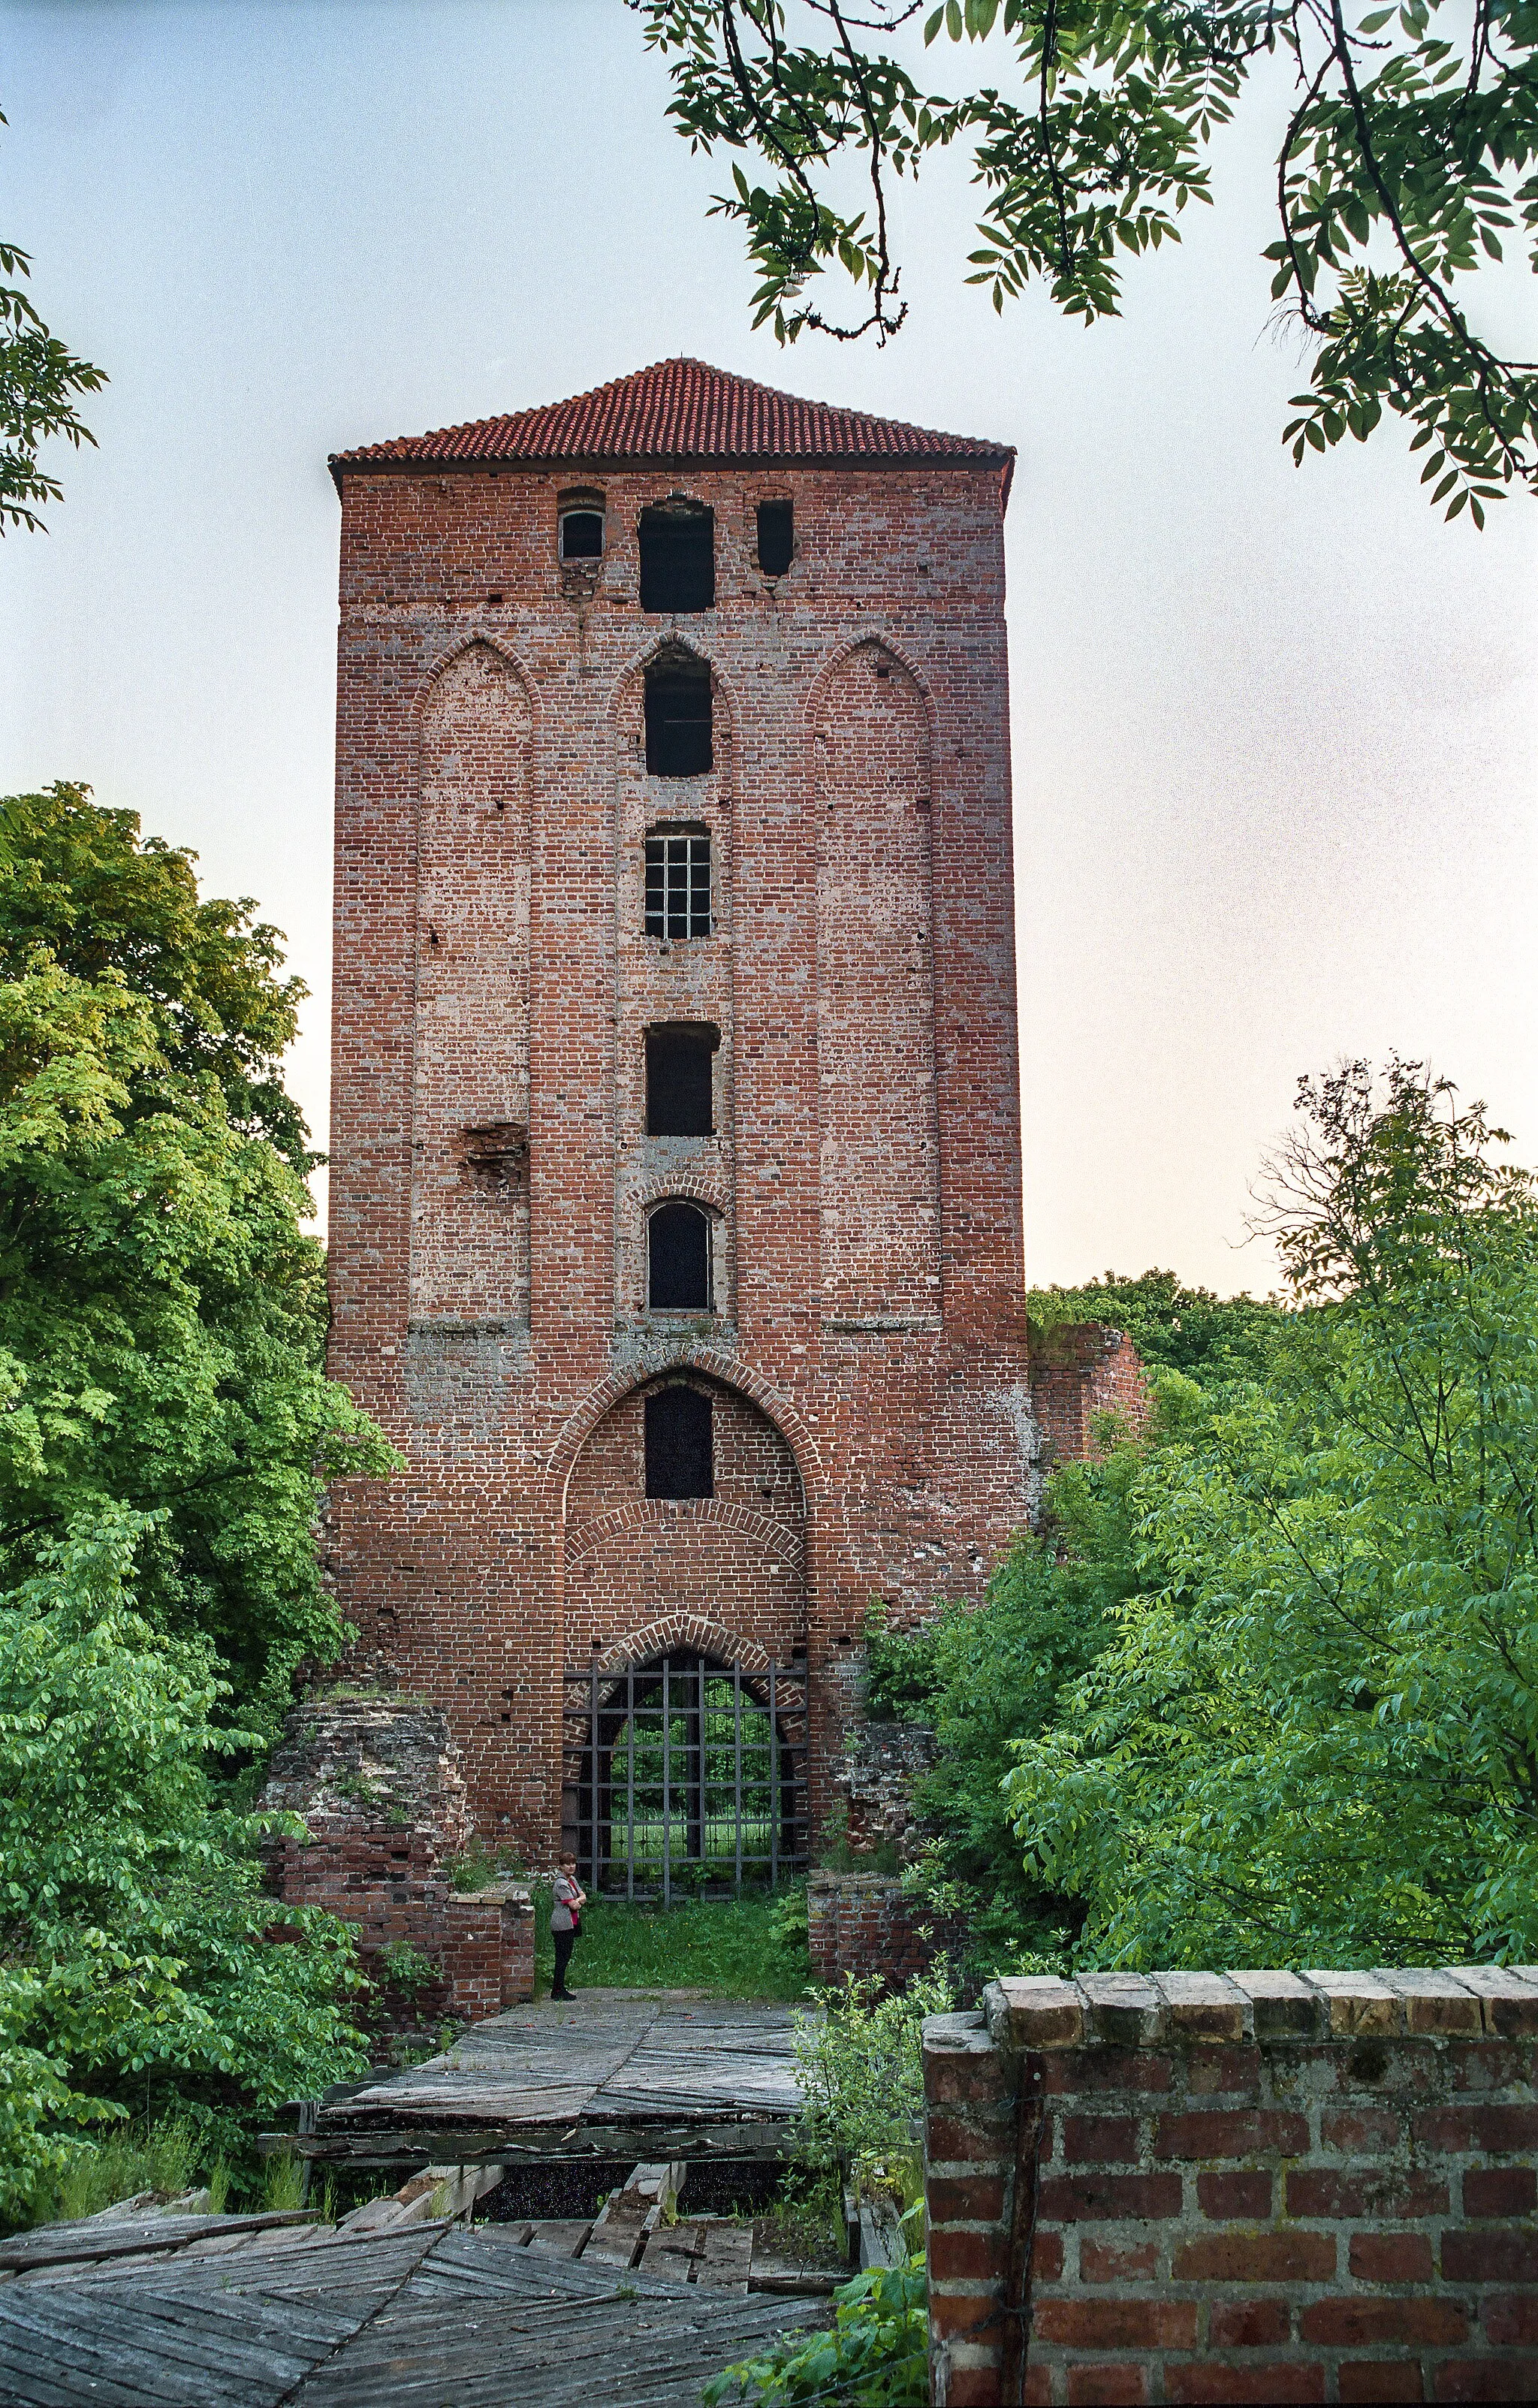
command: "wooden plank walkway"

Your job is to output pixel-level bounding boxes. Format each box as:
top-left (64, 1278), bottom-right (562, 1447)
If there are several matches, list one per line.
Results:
top-left (0, 2213), bottom-right (827, 2408)
top-left (301, 1992), bottom-right (808, 2167)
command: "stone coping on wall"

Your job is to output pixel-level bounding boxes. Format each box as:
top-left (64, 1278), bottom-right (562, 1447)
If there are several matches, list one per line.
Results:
top-left (982, 1963), bottom-right (1538, 2047)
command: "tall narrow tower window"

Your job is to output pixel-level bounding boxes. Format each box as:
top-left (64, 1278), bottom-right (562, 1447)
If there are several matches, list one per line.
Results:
top-left (756, 499), bottom-right (795, 576)
top-left (560, 508), bottom-right (604, 560)
top-left (644, 660), bottom-right (713, 777)
top-left (648, 1201), bottom-right (712, 1310)
top-left (645, 828), bottom-right (712, 938)
top-left (639, 503), bottom-right (715, 612)
top-left (646, 1024), bottom-right (718, 1136)
top-left (644, 1384), bottom-right (713, 1498)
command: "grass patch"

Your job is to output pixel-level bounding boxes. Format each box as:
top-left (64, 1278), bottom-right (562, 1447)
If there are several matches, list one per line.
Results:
top-left (542, 1893), bottom-right (812, 2001)
top-left (17, 2113), bottom-right (203, 2229)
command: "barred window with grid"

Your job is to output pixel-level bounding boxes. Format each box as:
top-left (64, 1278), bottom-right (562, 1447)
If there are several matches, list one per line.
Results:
top-left (644, 831), bottom-right (712, 939)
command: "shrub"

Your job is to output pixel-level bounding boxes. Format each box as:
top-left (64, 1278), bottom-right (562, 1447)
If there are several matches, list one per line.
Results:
top-left (794, 1972), bottom-right (953, 2208)
top-left (704, 2246), bottom-right (927, 2407)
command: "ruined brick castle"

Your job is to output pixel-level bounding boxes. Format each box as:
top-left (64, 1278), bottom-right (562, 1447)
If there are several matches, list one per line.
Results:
top-left (324, 359), bottom-right (1129, 1881)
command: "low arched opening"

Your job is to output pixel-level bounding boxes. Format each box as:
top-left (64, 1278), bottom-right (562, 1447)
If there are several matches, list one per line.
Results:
top-left (561, 1646), bottom-right (808, 1900)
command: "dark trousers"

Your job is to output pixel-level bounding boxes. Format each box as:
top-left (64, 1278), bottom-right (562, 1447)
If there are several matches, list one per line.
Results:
top-left (553, 1926), bottom-right (578, 1995)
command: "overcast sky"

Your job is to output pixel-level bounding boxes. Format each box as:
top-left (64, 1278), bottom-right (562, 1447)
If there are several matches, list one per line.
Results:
top-left (3, 0), bottom-right (1534, 1293)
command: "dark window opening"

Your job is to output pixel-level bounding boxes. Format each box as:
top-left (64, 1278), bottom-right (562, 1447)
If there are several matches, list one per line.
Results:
top-left (560, 509), bottom-right (605, 560)
top-left (645, 1384), bottom-right (713, 1498)
top-left (649, 1200), bottom-right (711, 1310)
top-left (756, 499), bottom-right (795, 577)
top-left (646, 1023), bottom-right (718, 1136)
top-left (639, 504), bottom-right (715, 613)
top-left (645, 662), bottom-right (713, 777)
top-left (645, 828), bottom-right (712, 938)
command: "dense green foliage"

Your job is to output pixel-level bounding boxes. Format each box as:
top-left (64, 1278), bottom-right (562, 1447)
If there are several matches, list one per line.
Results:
top-left (0, 788), bottom-right (399, 2219)
top-left (795, 1969), bottom-right (954, 2205)
top-left (0, 1513), bottom-right (366, 2221)
top-left (704, 2250), bottom-right (928, 2407)
top-left (868, 1424), bottom-right (1177, 1969)
top-left (1008, 1063), bottom-right (1538, 1966)
top-left (894, 1061), bottom-right (1538, 1974)
top-left (0, 785), bottom-right (399, 1728)
top-left (637, 0), bottom-right (1538, 521)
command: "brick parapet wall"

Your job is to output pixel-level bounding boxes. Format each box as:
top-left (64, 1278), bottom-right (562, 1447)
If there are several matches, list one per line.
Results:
top-left (808, 1870), bottom-right (967, 1993)
top-left (924, 1966), bottom-right (1538, 2405)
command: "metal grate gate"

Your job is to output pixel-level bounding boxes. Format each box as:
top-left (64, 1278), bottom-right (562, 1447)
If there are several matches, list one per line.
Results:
top-left (561, 1652), bottom-right (809, 1899)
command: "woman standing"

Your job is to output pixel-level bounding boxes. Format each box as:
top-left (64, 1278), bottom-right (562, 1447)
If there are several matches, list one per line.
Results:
top-left (550, 1852), bottom-right (587, 2001)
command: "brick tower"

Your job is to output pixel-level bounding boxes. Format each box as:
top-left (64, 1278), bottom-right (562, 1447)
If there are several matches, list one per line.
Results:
top-left (326, 358), bottom-right (1035, 1874)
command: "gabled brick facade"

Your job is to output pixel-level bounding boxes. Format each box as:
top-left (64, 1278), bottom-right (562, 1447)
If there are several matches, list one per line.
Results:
top-left (324, 359), bottom-right (1040, 1857)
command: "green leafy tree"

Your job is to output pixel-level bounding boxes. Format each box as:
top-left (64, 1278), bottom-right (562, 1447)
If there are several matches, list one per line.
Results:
top-left (0, 784), bottom-right (399, 1727)
top-left (1003, 1060), bottom-right (1538, 1966)
top-left (2, 113), bottom-right (104, 533)
top-left (876, 1396), bottom-right (1198, 1970)
top-left (635, 0), bottom-right (1538, 520)
top-left (0, 1512), bottom-right (366, 2219)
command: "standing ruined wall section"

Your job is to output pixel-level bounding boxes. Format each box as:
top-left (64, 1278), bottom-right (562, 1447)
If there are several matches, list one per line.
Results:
top-left (924, 1965), bottom-right (1538, 2406)
top-left (261, 1694), bottom-right (534, 2028)
top-left (1030, 1323), bottom-right (1150, 1468)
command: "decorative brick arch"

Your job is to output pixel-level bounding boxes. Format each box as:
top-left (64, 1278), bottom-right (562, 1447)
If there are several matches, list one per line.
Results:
top-left (415, 629), bottom-right (539, 731)
top-left (565, 1497), bottom-right (805, 1572)
top-left (804, 629), bottom-right (939, 759)
top-left (544, 1347), bottom-right (831, 1526)
top-left (634, 1174), bottom-right (729, 1216)
top-left (592, 1612), bottom-right (774, 1675)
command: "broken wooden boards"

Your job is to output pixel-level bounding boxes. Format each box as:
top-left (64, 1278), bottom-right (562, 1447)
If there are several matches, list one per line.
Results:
top-left (285, 1993), bottom-right (808, 2171)
top-left (0, 2208), bottom-right (828, 2407)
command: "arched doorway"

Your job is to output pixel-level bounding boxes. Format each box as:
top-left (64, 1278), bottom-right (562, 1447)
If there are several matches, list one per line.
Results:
top-left (561, 1649), bottom-right (808, 1900)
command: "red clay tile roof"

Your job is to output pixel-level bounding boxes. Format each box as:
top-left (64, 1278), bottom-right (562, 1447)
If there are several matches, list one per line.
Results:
top-left (331, 357), bottom-right (1013, 497)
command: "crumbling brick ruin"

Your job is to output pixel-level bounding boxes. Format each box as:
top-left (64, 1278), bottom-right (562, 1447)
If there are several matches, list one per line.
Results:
top-left (261, 1693), bottom-right (533, 2029)
top-left (322, 357), bottom-right (1143, 1883)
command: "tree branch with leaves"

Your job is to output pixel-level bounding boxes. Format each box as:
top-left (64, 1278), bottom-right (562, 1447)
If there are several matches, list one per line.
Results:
top-left (2, 110), bottom-right (104, 535)
top-left (635, 0), bottom-right (1538, 519)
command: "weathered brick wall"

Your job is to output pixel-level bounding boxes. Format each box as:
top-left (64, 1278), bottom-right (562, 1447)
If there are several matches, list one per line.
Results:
top-left (836, 1719), bottom-right (939, 1862)
top-left (261, 1694), bottom-right (534, 2026)
top-left (808, 1870), bottom-right (967, 1992)
top-left (327, 412), bottom-right (1039, 1858)
top-left (1030, 1326), bottom-right (1149, 1470)
top-left (924, 1966), bottom-right (1538, 2405)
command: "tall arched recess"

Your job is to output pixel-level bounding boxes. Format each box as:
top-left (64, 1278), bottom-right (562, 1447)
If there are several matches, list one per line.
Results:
top-left (814, 639), bottom-right (940, 1322)
top-left (558, 1365), bottom-right (810, 1895)
top-left (412, 640), bottom-right (533, 1322)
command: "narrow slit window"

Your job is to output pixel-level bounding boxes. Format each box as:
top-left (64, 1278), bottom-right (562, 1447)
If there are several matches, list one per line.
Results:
top-left (756, 499), bottom-right (795, 577)
top-left (644, 1384), bottom-right (713, 1499)
top-left (644, 662), bottom-right (713, 777)
top-left (649, 1200), bottom-right (711, 1310)
top-left (560, 509), bottom-right (604, 560)
top-left (646, 1024), bottom-right (718, 1136)
top-left (639, 504), bottom-right (714, 613)
top-left (645, 829), bottom-right (711, 939)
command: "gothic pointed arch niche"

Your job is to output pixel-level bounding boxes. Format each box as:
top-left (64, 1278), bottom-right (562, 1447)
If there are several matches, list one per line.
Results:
top-left (559, 1367), bottom-right (809, 1890)
top-left (412, 637), bottom-right (533, 1321)
top-left (813, 636), bottom-right (939, 1323)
